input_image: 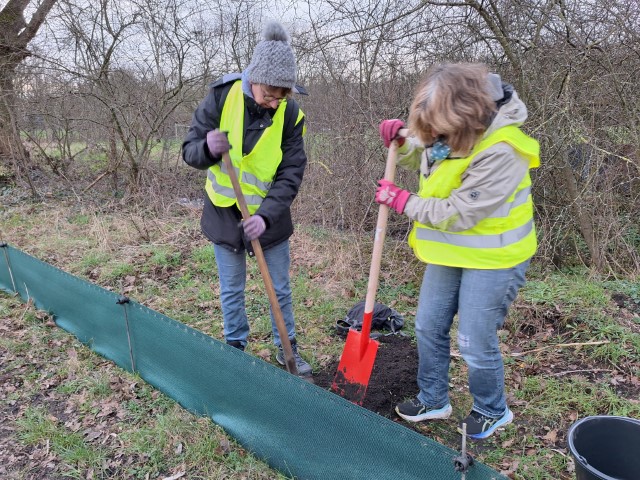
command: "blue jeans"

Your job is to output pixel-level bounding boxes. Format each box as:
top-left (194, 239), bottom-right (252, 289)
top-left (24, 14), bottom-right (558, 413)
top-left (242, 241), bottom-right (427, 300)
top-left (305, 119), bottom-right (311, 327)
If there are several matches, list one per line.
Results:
top-left (415, 260), bottom-right (530, 417)
top-left (213, 240), bottom-right (296, 348)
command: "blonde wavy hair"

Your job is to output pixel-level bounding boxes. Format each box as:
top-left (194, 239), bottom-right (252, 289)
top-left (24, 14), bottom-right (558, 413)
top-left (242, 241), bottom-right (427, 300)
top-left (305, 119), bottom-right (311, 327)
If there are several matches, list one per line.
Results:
top-left (408, 63), bottom-right (497, 155)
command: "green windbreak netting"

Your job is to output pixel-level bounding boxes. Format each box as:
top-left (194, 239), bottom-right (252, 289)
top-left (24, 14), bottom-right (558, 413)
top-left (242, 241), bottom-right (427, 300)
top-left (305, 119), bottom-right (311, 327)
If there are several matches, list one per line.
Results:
top-left (0, 244), bottom-right (506, 480)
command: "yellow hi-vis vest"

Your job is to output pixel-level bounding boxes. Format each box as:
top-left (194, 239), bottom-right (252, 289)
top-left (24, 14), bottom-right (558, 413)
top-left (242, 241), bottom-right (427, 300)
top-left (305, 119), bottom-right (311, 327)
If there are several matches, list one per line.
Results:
top-left (205, 80), bottom-right (304, 214)
top-left (408, 125), bottom-right (540, 269)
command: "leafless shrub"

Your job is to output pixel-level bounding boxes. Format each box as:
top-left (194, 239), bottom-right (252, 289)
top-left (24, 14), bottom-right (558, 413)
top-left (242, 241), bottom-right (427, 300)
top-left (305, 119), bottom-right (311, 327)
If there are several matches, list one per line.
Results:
top-left (3, 0), bottom-right (638, 273)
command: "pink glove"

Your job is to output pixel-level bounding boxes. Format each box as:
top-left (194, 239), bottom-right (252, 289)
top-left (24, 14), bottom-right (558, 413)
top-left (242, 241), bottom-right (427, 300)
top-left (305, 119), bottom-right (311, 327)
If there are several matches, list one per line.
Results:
top-left (375, 179), bottom-right (411, 214)
top-left (379, 119), bottom-right (406, 148)
top-left (242, 215), bottom-right (266, 240)
top-left (206, 130), bottom-right (230, 158)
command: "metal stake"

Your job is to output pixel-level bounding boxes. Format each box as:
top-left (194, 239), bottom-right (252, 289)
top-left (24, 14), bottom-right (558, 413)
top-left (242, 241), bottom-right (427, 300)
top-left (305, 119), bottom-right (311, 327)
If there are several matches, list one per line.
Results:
top-left (0, 243), bottom-right (18, 293)
top-left (117, 295), bottom-right (136, 372)
top-left (454, 422), bottom-right (474, 479)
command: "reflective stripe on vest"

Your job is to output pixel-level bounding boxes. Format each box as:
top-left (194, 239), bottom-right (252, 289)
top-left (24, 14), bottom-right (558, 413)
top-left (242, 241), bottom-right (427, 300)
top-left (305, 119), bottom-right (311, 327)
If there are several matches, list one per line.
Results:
top-left (206, 170), bottom-right (265, 207)
top-left (415, 220), bottom-right (534, 248)
top-left (205, 81), bottom-right (304, 214)
top-left (409, 125), bottom-right (540, 269)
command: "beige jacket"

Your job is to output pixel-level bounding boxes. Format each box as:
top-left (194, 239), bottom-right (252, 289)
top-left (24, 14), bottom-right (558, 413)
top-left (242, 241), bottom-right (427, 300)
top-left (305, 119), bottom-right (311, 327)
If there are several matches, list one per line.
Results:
top-left (398, 91), bottom-right (531, 232)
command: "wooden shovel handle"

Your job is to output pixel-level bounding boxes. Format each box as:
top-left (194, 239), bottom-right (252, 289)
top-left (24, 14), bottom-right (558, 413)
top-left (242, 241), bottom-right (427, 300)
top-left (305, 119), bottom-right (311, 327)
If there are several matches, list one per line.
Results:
top-left (221, 152), bottom-right (298, 376)
top-left (359, 131), bottom-right (407, 348)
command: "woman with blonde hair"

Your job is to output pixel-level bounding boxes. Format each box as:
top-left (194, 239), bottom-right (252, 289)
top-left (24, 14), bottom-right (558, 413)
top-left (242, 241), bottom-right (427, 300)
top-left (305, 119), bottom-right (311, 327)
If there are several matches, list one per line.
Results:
top-left (376, 63), bottom-right (540, 439)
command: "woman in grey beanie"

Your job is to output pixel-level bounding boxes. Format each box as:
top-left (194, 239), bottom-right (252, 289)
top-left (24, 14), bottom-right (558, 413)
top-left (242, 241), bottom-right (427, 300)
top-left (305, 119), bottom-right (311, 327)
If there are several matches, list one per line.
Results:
top-left (182, 22), bottom-right (312, 377)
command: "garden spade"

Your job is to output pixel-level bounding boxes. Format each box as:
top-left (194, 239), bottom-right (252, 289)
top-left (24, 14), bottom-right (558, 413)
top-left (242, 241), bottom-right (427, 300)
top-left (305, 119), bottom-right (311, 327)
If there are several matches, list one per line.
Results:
top-left (331, 133), bottom-right (405, 405)
top-left (221, 151), bottom-right (299, 377)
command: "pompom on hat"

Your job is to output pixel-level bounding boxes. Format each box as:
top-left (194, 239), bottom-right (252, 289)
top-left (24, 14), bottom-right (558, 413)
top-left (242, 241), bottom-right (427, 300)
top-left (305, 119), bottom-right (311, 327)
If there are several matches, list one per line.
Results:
top-left (246, 22), bottom-right (297, 89)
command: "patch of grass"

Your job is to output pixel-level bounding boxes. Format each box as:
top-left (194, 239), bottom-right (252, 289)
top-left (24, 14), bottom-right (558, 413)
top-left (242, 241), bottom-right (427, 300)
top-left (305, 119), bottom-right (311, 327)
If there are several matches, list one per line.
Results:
top-left (1, 289), bottom-right (286, 479)
top-left (191, 244), bottom-right (217, 272)
top-left (516, 376), bottom-right (640, 420)
top-left (78, 149), bottom-right (109, 172)
top-left (68, 213), bottom-right (91, 226)
top-left (521, 280), bottom-right (558, 304)
top-left (146, 246), bottom-right (182, 267)
top-left (119, 405), bottom-right (285, 479)
top-left (563, 311), bottom-right (639, 365)
top-left (102, 261), bottom-right (136, 281)
top-left (119, 421), bottom-right (170, 477)
top-left (502, 442), bottom-right (572, 480)
top-left (2, 212), bottom-right (30, 228)
top-left (522, 273), bottom-right (609, 308)
top-left (3, 200), bottom-right (639, 480)
top-left (2, 337), bottom-right (32, 354)
top-left (377, 280), bottom-right (420, 310)
top-left (77, 251), bottom-right (110, 271)
top-left (17, 406), bottom-right (108, 475)
top-left (169, 271), bottom-right (197, 290)
top-left (516, 272), bottom-right (639, 370)
top-left (139, 283), bottom-right (163, 299)
top-left (57, 370), bottom-right (112, 399)
top-left (604, 279), bottom-right (640, 304)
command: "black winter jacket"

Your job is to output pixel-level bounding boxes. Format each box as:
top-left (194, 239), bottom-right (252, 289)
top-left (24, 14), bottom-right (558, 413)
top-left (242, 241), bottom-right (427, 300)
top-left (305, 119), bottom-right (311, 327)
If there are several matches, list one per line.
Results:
top-left (182, 74), bottom-right (307, 254)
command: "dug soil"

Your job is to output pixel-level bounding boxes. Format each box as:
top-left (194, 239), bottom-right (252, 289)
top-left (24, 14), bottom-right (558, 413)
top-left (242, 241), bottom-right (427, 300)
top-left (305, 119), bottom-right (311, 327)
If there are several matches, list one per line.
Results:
top-left (313, 333), bottom-right (419, 419)
top-left (312, 334), bottom-right (490, 448)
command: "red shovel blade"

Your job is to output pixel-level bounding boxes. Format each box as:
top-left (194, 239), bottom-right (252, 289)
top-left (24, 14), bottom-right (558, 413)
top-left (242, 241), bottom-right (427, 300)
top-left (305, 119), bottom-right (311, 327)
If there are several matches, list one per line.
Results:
top-left (331, 327), bottom-right (379, 405)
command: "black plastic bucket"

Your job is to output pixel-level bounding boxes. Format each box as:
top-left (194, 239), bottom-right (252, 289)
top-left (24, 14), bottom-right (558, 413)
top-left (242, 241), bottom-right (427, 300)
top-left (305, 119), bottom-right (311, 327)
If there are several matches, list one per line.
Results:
top-left (568, 415), bottom-right (640, 480)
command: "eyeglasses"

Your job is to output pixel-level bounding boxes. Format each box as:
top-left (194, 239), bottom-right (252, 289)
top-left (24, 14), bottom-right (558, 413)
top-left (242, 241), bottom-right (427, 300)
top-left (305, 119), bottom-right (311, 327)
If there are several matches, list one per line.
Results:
top-left (260, 86), bottom-right (286, 104)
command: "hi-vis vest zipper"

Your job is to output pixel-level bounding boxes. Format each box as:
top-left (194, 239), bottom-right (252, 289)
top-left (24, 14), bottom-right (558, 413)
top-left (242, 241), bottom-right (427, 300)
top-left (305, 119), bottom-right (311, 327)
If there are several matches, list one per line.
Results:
top-left (408, 125), bottom-right (541, 269)
top-left (205, 81), bottom-right (304, 214)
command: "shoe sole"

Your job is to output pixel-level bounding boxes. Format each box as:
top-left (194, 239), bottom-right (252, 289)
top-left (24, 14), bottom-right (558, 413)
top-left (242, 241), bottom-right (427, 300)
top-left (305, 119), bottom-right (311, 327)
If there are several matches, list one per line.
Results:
top-left (463, 409), bottom-right (514, 439)
top-left (395, 404), bottom-right (453, 423)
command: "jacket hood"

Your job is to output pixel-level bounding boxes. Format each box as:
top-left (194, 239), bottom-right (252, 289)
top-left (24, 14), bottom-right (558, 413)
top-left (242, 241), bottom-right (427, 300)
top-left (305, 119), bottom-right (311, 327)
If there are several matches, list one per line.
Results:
top-left (484, 89), bottom-right (528, 137)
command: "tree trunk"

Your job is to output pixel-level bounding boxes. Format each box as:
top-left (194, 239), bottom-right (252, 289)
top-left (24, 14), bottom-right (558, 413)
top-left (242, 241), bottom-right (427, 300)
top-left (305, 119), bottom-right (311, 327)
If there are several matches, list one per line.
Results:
top-left (0, 65), bottom-right (37, 196)
top-left (0, 0), bottom-right (58, 175)
top-left (109, 129), bottom-right (119, 196)
top-left (558, 150), bottom-right (606, 271)
top-left (0, 64), bottom-right (29, 166)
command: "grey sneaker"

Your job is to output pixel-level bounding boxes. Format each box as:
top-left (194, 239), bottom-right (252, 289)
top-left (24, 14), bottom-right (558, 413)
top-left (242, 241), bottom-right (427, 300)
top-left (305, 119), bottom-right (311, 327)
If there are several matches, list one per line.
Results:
top-left (395, 398), bottom-right (452, 422)
top-left (458, 408), bottom-right (514, 439)
top-left (276, 340), bottom-right (312, 376)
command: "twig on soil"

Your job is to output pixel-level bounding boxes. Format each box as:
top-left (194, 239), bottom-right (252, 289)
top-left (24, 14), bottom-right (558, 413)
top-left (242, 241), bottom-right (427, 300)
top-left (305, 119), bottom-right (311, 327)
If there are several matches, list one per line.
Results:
top-left (551, 368), bottom-right (614, 377)
top-left (18, 297), bottom-right (33, 322)
top-left (510, 340), bottom-right (610, 357)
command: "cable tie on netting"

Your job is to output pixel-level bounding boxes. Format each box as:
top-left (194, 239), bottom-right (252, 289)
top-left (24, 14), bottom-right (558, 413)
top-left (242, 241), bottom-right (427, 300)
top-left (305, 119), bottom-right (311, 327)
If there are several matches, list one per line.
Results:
top-left (116, 295), bottom-right (136, 372)
top-left (0, 242), bottom-right (18, 294)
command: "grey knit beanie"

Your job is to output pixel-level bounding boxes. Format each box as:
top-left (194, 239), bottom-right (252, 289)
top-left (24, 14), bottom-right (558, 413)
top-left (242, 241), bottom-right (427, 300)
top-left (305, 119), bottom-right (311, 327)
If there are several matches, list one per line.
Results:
top-left (246, 22), bottom-right (297, 89)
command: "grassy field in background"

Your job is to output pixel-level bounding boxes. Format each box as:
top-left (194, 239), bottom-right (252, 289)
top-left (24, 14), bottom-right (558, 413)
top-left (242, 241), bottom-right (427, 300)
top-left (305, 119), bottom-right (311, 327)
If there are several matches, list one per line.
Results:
top-left (1, 195), bottom-right (639, 479)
